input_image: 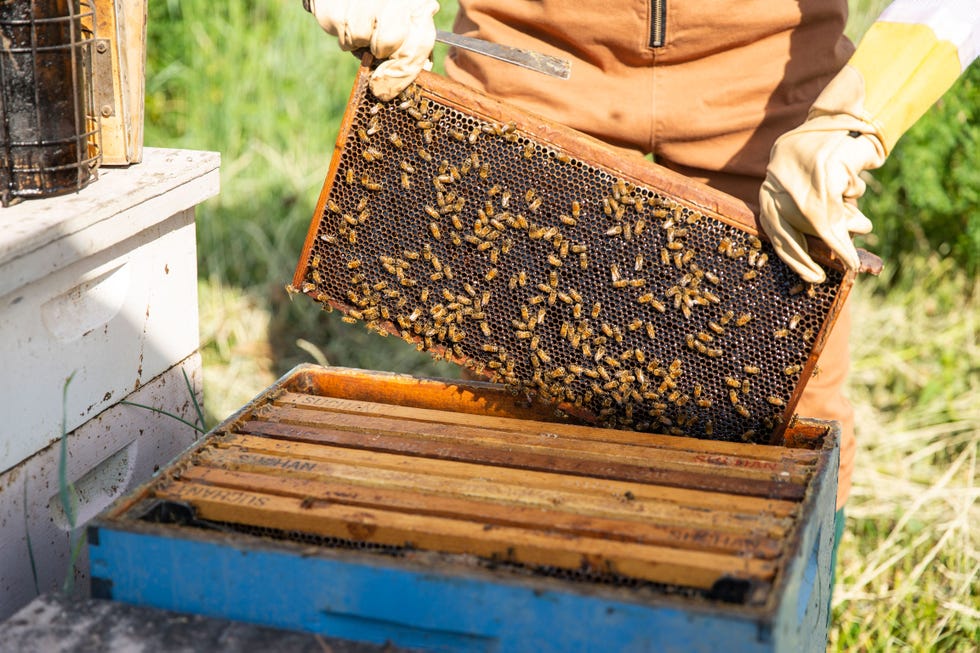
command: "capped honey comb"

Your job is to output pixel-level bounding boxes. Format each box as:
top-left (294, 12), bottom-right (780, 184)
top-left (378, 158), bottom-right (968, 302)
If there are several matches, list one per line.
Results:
top-left (292, 61), bottom-right (872, 444)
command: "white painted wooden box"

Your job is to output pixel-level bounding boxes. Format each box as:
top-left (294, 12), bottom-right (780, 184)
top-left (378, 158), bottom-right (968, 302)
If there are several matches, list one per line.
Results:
top-left (0, 148), bottom-right (220, 619)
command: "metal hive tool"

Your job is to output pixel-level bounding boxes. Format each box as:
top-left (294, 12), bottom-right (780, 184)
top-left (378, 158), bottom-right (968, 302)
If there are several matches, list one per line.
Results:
top-left (292, 60), bottom-right (881, 444)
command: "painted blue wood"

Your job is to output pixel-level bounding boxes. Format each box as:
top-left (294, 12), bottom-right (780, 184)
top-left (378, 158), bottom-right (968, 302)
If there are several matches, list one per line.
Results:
top-left (86, 420), bottom-right (839, 653)
top-left (90, 527), bottom-right (777, 653)
top-left (771, 441), bottom-right (839, 652)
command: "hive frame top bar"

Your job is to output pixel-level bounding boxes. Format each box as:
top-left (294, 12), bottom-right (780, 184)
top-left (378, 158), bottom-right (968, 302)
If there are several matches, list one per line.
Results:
top-left (293, 59), bottom-right (880, 445)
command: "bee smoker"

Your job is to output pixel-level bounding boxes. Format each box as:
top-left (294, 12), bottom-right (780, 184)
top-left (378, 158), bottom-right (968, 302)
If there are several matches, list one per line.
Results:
top-left (0, 0), bottom-right (101, 206)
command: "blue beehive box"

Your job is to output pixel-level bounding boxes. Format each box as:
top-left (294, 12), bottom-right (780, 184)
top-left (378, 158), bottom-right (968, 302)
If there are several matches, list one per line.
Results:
top-left (88, 365), bottom-right (839, 652)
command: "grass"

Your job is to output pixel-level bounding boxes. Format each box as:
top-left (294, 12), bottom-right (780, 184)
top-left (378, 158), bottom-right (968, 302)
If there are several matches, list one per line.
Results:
top-left (834, 259), bottom-right (979, 651)
top-left (145, 1), bottom-right (977, 649)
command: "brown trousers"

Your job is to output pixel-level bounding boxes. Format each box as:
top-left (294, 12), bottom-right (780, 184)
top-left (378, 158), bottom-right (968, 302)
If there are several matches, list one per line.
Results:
top-left (446, 0), bottom-right (856, 507)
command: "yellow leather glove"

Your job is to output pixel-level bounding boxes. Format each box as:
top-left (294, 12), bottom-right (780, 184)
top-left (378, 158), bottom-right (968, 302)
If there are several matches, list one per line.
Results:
top-left (308, 0), bottom-right (439, 101)
top-left (760, 0), bottom-right (977, 283)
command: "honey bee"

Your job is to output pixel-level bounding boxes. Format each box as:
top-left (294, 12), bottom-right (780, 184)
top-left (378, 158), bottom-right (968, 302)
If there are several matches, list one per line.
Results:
top-left (362, 147), bottom-right (383, 162)
top-left (767, 396), bottom-right (786, 407)
top-left (788, 314), bottom-right (802, 330)
top-left (479, 164), bottom-right (490, 179)
top-left (591, 302), bottom-right (602, 319)
top-left (345, 168), bottom-right (355, 184)
top-left (429, 223), bottom-right (442, 239)
top-left (725, 376), bottom-right (740, 388)
top-left (783, 364), bottom-right (802, 376)
top-left (774, 328), bottom-right (790, 338)
top-left (735, 404), bottom-right (751, 418)
top-left (744, 364), bottom-right (760, 375)
top-left (743, 270), bottom-right (758, 281)
top-left (418, 147), bottom-right (432, 162)
top-left (645, 323), bottom-right (656, 339)
top-left (579, 253), bottom-right (588, 269)
top-left (736, 313), bottom-right (753, 327)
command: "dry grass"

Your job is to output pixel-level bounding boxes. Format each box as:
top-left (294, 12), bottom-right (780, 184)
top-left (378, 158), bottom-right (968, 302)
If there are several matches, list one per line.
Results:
top-left (832, 259), bottom-right (979, 651)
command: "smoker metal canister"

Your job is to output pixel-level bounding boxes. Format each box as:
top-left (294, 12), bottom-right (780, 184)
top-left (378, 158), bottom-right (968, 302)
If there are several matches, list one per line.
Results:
top-left (0, 0), bottom-right (100, 206)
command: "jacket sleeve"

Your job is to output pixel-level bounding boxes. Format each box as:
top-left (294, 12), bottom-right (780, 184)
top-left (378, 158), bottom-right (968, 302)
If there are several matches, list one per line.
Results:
top-left (814, 0), bottom-right (980, 154)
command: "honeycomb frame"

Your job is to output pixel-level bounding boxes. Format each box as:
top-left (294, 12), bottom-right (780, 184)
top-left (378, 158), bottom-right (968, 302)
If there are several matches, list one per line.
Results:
top-left (292, 60), bottom-right (877, 444)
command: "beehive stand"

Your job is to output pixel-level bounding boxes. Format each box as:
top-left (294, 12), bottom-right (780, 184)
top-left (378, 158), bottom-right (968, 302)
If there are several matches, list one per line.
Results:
top-left (90, 365), bottom-right (840, 653)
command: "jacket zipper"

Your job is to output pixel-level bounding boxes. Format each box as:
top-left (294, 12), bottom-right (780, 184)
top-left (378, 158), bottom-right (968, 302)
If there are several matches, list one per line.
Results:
top-left (650, 0), bottom-right (666, 48)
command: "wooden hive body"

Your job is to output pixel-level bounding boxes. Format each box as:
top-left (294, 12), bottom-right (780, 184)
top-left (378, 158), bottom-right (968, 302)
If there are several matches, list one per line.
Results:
top-left (89, 365), bottom-right (839, 652)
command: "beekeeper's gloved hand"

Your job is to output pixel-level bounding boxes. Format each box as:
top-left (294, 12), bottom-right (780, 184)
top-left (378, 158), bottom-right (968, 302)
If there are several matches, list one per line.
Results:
top-left (307, 0), bottom-right (439, 101)
top-left (760, 0), bottom-right (978, 283)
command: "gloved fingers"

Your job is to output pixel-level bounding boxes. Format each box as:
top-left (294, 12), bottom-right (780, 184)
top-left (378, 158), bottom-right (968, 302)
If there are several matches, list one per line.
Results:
top-left (370, 2), bottom-right (412, 59)
top-left (842, 202), bottom-right (873, 235)
top-left (369, 8), bottom-right (436, 100)
top-left (370, 60), bottom-right (422, 100)
top-left (814, 208), bottom-right (862, 271)
top-left (312, 0), bottom-right (372, 51)
top-left (759, 183), bottom-right (827, 284)
top-left (773, 222), bottom-right (828, 284)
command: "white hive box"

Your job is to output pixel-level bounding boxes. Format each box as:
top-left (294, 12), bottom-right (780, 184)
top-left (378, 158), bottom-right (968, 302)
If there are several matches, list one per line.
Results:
top-left (0, 148), bottom-right (220, 619)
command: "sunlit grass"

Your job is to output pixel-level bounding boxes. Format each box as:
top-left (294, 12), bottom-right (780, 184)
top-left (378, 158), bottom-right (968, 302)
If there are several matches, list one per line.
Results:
top-left (833, 259), bottom-right (979, 652)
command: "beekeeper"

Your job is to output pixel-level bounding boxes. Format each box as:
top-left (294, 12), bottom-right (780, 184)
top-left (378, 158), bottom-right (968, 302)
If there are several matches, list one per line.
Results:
top-left (305, 0), bottom-right (979, 516)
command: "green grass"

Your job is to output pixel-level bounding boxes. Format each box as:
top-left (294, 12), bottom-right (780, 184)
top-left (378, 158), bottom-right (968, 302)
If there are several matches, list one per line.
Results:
top-left (146, 1), bottom-right (978, 649)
